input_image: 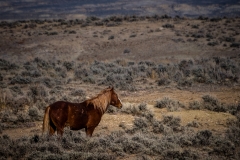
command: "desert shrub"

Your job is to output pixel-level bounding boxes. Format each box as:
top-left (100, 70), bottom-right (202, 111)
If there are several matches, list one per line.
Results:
top-left (166, 149), bottom-right (199, 159)
top-left (10, 75), bottom-right (32, 85)
top-left (179, 59), bottom-right (193, 70)
top-left (226, 114), bottom-right (240, 145)
top-left (230, 43), bottom-right (240, 48)
top-left (21, 70), bottom-right (42, 78)
top-left (129, 34), bottom-right (137, 38)
top-left (202, 95), bottom-right (226, 112)
top-left (0, 58), bottom-right (18, 70)
top-left (162, 24), bottom-right (174, 28)
top-left (208, 41), bottom-right (218, 46)
top-left (155, 97), bottom-right (184, 111)
top-left (136, 155), bottom-right (152, 160)
top-left (42, 77), bottom-right (55, 88)
top-left (133, 117), bottom-right (148, 129)
top-left (210, 137), bottom-right (236, 157)
top-left (68, 30), bottom-right (77, 34)
top-left (17, 112), bottom-right (31, 123)
top-left (150, 138), bottom-right (176, 155)
top-left (186, 120), bottom-right (199, 128)
top-left (189, 101), bottom-right (201, 110)
top-left (123, 49), bottom-right (130, 54)
top-left (191, 24), bottom-right (199, 29)
top-left (173, 71), bottom-right (183, 82)
top-left (27, 85), bottom-right (47, 103)
top-left (9, 86), bottom-right (23, 95)
top-left (122, 138), bottom-right (145, 154)
top-left (156, 64), bottom-right (167, 74)
top-left (34, 57), bottom-right (53, 70)
top-left (1, 110), bottom-right (18, 124)
top-left (155, 98), bottom-right (168, 109)
top-left (157, 78), bottom-right (171, 86)
top-left (108, 35), bottom-right (114, 40)
top-left (177, 79), bottom-right (192, 87)
top-left (55, 67), bottom-right (67, 78)
top-left (106, 105), bottom-right (119, 114)
top-left (63, 61), bottom-right (74, 71)
top-left (162, 115), bottom-right (182, 132)
top-left (74, 68), bottom-right (89, 79)
top-left (138, 103), bottom-right (147, 111)
top-left (28, 106), bottom-right (41, 121)
top-left (224, 37), bottom-right (235, 42)
top-left (70, 89), bottom-right (86, 97)
top-left (103, 72), bottom-right (134, 90)
top-left (13, 97), bottom-right (30, 111)
top-left (81, 75), bottom-right (95, 84)
top-left (192, 130), bottom-right (212, 146)
top-left (226, 103), bottom-right (240, 115)
top-left (121, 103), bottom-right (141, 115)
top-left (131, 134), bottom-right (155, 149)
top-left (152, 120), bottom-right (164, 134)
top-left (119, 122), bottom-right (126, 129)
top-left (191, 66), bottom-right (204, 77)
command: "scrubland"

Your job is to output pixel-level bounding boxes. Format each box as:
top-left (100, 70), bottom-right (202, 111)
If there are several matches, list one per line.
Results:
top-left (0, 15), bottom-right (240, 159)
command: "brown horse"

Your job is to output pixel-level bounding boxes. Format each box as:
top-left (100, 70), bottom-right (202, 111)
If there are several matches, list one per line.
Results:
top-left (42, 87), bottom-right (122, 137)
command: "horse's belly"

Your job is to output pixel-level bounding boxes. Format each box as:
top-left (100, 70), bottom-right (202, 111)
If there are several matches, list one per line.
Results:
top-left (70, 126), bottom-right (85, 130)
top-left (68, 115), bottom-right (88, 130)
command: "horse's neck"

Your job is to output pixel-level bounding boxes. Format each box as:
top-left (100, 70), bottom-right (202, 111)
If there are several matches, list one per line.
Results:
top-left (92, 91), bottom-right (111, 114)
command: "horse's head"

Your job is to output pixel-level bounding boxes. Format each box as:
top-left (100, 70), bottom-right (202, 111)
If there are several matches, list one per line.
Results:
top-left (109, 87), bottom-right (122, 109)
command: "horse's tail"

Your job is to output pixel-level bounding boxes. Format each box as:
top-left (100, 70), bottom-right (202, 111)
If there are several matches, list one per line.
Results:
top-left (42, 106), bottom-right (50, 134)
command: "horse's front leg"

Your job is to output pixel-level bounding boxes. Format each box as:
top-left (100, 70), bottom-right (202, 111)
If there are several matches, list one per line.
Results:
top-left (85, 127), bottom-right (95, 137)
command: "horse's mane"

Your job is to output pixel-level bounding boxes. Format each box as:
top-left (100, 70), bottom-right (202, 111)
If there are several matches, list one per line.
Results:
top-left (86, 87), bottom-right (112, 114)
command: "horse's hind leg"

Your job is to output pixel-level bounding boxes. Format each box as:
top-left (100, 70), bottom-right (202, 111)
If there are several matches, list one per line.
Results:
top-left (85, 127), bottom-right (95, 137)
top-left (49, 119), bottom-right (56, 135)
